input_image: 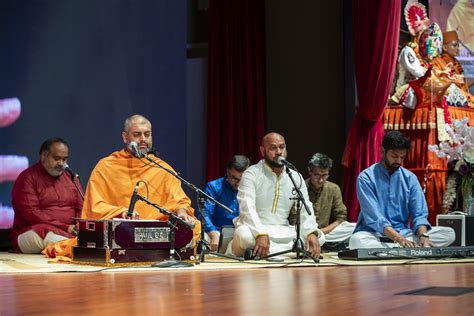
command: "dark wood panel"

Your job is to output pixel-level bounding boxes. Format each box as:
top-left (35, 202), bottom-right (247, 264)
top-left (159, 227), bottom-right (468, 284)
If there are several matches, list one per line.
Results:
top-left (1, 263), bottom-right (474, 315)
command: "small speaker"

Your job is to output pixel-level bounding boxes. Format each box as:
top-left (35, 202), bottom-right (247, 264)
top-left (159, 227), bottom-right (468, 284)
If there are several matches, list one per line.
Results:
top-left (436, 215), bottom-right (474, 246)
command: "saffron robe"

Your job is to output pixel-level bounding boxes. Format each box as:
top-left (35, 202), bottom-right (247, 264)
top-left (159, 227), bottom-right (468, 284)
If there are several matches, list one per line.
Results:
top-left (82, 149), bottom-right (194, 219)
top-left (43, 150), bottom-right (200, 260)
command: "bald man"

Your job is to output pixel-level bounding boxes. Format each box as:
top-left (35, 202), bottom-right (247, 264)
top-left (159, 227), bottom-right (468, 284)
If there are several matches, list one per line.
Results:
top-left (80, 114), bottom-right (196, 223)
top-left (226, 132), bottom-right (325, 259)
top-left (43, 114), bottom-right (200, 260)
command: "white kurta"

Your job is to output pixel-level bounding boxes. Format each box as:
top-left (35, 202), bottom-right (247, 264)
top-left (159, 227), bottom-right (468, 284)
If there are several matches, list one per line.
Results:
top-left (229, 160), bottom-right (324, 255)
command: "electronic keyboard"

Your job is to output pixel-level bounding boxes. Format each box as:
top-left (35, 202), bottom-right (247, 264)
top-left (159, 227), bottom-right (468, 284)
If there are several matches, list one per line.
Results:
top-left (338, 246), bottom-right (474, 260)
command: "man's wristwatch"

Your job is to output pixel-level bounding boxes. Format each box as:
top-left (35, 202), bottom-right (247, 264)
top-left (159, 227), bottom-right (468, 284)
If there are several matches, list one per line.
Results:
top-left (419, 233), bottom-right (429, 239)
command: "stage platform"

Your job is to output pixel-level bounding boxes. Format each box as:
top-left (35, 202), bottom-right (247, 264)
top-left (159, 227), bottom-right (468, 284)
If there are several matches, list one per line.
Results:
top-left (2, 249), bottom-right (474, 274)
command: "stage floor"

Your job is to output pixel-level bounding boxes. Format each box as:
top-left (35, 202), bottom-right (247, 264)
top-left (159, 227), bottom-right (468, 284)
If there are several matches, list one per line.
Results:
top-left (2, 250), bottom-right (474, 273)
top-left (1, 252), bottom-right (474, 315)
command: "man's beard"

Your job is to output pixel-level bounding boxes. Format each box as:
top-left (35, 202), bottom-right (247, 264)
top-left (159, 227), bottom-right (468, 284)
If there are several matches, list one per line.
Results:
top-left (137, 142), bottom-right (152, 156)
top-left (138, 147), bottom-right (150, 156)
top-left (48, 165), bottom-right (64, 177)
top-left (383, 156), bottom-right (401, 173)
top-left (264, 154), bottom-right (283, 168)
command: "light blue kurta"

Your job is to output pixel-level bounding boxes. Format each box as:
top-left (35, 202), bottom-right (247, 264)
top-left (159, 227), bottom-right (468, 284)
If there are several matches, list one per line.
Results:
top-left (354, 162), bottom-right (431, 237)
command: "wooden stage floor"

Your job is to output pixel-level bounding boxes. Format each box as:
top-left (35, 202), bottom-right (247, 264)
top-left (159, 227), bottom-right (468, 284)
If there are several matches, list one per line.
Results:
top-left (1, 262), bottom-right (474, 315)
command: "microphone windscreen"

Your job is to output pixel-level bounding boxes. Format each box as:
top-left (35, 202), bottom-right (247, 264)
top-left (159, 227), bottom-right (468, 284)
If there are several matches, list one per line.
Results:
top-left (128, 141), bottom-right (141, 158)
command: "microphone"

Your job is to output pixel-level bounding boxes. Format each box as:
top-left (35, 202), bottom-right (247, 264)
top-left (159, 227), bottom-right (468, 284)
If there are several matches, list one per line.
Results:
top-left (64, 164), bottom-right (80, 179)
top-left (127, 182), bottom-right (140, 218)
top-left (129, 141), bottom-right (142, 158)
top-left (276, 156), bottom-right (297, 170)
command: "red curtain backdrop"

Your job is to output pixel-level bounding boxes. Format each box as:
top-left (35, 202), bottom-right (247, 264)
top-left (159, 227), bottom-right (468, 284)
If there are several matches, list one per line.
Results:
top-left (342, 0), bottom-right (401, 222)
top-left (206, 0), bottom-right (266, 181)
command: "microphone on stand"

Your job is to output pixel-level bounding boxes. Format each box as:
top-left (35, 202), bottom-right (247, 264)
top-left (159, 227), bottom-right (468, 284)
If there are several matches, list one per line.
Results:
top-left (276, 156), bottom-right (297, 171)
top-left (63, 164), bottom-right (84, 200)
top-left (129, 141), bottom-right (142, 158)
top-left (127, 182), bottom-right (140, 218)
top-left (64, 164), bottom-right (80, 179)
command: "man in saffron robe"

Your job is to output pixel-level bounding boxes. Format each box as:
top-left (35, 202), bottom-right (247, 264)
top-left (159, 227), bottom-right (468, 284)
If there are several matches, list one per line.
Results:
top-left (11, 137), bottom-right (83, 253)
top-left (82, 114), bottom-right (196, 223)
top-left (43, 114), bottom-right (199, 259)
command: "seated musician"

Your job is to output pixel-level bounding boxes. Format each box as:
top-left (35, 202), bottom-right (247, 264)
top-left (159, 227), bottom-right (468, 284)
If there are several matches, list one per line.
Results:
top-left (349, 131), bottom-right (455, 249)
top-left (83, 114), bottom-right (197, 226)
top-left (43, 114), bottom-right (199, 259)
top-left (11, 137), bottom-right (83, 253)
top-left (197, 155), bottom-right (250, 252)
top-left (226, 132), bottom-right (325, 259)
top-left (289, 153), bottom-right (355, 250)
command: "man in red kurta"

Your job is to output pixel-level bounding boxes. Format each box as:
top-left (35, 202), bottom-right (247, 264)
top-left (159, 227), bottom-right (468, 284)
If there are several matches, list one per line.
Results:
top-left (11, 137), bottom-right (83, 253)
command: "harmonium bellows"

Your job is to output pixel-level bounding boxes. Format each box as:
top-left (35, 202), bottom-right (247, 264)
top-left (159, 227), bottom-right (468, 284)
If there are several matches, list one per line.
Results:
top-left (72, 219), bottom-right (195, 265)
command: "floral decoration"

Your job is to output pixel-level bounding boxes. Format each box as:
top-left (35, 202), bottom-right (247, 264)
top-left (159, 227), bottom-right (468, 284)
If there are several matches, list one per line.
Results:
top-left (428, 118), bottom-right (474, 212)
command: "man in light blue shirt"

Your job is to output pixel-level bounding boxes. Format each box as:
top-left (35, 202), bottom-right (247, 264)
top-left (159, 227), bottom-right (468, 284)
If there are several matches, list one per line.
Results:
top-left (349, 131), bottom-right (455, 249)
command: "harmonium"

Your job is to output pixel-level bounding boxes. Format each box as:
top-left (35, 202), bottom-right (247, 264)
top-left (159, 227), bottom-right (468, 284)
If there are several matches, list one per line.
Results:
top-left (72, 218), bottom-right (196, 265)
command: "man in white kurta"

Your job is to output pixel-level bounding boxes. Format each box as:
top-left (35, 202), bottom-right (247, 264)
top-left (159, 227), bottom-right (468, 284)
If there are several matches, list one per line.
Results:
top-left (226, 133), bottom-right (325, 259)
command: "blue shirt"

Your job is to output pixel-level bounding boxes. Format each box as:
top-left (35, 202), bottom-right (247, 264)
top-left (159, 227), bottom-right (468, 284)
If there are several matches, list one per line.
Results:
top-left (197, 176), bottom-right (239, 232)
top-left (354, 162), bottom-right (431, 237)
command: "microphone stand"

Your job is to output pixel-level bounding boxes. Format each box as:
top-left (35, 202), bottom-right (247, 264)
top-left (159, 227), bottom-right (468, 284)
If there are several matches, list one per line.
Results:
top-left (141, 154), bottom-right (243, 263)
top-left (195, 193), bottom-right (243, 263)
top-left (65, 170), bottom-right (83, 238)
top-left (133, 193), bottom-right (193, 268)
top-left (66, 172), bottom-right (84, 200)
top-left (259, 166), bottom-right (319, 263)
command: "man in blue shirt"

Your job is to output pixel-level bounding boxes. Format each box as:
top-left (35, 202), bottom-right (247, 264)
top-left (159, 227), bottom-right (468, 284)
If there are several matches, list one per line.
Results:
top-left (349, 131), bottom-right (455, 249)
top-left (199, 155), bottom-right (250, 252)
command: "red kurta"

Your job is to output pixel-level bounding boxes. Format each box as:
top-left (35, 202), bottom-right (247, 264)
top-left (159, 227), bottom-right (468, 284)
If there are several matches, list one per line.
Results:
top-left (10, 162), bottom-right (83, 251)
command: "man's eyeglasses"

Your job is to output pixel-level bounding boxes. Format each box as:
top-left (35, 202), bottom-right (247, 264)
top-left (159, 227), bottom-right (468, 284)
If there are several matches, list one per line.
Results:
top-left (312, 173), bottom-right (329, 180)
top-left (227, 170), bottom-right (242, 183)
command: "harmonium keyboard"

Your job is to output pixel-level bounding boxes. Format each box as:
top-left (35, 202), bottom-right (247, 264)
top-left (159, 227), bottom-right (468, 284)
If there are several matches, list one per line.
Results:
top-left (72, 219), bottom-right (195, 265)
top-left (338, 246), bottom-right (474, 261)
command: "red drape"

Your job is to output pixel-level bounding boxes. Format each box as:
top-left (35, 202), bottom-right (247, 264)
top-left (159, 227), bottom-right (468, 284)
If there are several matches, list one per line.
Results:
top-left (342, 0), bottom-right (401, 222)
top-left (206, 0), bottom-right (266, 181)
